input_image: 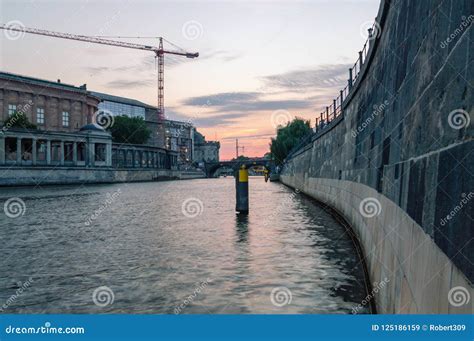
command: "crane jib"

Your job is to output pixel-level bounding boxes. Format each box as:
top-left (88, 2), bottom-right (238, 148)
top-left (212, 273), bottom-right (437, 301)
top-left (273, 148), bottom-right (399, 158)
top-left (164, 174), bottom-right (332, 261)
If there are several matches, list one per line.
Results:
top-left (0, 23), bottom-right (199, 121)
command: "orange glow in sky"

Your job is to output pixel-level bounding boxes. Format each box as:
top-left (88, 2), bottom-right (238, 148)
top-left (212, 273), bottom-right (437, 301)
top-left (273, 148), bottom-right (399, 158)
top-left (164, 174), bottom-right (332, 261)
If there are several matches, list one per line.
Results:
top-left (0, 0), bottom-right (380, 160)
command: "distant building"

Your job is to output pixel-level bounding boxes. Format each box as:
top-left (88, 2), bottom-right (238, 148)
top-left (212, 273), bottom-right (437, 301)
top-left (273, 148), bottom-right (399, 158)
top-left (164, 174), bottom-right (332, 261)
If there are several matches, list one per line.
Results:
top-left (1, 71), bottom-right (99, 132)
top-left (193, 130), bottom-right (220, 163)
top-left (164, 119), bottom-right (194, 166)
top-left (194, 141), bottom-right (220, 163)
top-left (80, 91), bottom-right (223, 167)
top-left (0, 72), bottom-right (177, 170)
top-left (92, 92), bottom-right (149, 119)
top-left (90, 91), bottom-right (165, 148)
top-left (0, 71), bottom-right (109, 167)
top-left (91, 92), bottom-right (205, 167)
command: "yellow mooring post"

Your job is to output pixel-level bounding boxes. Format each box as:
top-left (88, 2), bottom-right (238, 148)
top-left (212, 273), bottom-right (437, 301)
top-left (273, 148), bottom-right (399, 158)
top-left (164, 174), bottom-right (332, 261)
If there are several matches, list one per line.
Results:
top-left (236, 165), bottom-right (249, 214)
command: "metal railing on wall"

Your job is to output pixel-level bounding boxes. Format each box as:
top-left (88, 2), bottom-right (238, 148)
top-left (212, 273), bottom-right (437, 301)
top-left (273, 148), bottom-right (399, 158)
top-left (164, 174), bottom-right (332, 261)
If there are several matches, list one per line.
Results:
top-left (286, 22), bottom-right (380, 161)
top-left (314, 22), bottom-right (378, 132)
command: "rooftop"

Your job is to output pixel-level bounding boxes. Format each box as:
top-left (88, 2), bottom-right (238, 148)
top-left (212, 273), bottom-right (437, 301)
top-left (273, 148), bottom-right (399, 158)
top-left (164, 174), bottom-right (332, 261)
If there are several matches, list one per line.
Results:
top-left (79, 123), bottom-right (106, 132)
top-left (165, 119), bottom-right (194, 126)
top-left (195, 140), bottom-right (220, 146)
top-left (91, 91), bottom-right (156, 109)
top-left (0, 71), bottom-right (88, 93)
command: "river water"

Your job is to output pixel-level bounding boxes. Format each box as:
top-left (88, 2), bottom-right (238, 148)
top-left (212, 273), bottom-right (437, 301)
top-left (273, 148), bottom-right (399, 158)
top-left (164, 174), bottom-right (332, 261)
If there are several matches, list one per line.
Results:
top-left (0, 177), bottom-right (371, 314)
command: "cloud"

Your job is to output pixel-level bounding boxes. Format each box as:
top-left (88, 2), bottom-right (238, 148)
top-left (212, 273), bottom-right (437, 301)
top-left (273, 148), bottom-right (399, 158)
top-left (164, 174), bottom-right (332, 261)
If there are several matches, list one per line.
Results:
top-left (83, 56), bottom-right (153, 75)
top-left (177, 64), bottom-right (350, 118)
top-left (220, 99), bottom-right (312, 112)
top-left (106, 79), bottom-right (154, 89)
top-left (193, 113), bottom-right (253, 127)
top-left (174, 65), bottom-right (351, 127)
top-left (202, 50), bottom-right (243, 62)
top-left (261, 64), bottom-right (350, 91)
top-left (83, 48), bottom-right (241, 76)
top-left (84, 65), bottom-right (134, 74)
top-left (164, 55), bottom-right (188, 68)
top-left (84, 66), bottom-right (110, 73)
top-left (182, 92), bottom-right (260, 107)
top-left (221, 132), bottom-right (275, 140)
top-left (181, 92), bottom-right (312, 113)
top-left (166, 108), bottom-right (252, 128)
top-left (163, 49), bottom-right (243, 68)
top-left (163, 109), bottom-right (193, 122)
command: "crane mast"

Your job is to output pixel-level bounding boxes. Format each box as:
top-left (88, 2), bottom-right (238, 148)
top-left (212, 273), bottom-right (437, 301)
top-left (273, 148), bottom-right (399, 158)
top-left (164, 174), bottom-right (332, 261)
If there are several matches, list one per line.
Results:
top-left (158, 38), bottom-right (164, 120)
top-left (0, 24), bottom-right (198, 121)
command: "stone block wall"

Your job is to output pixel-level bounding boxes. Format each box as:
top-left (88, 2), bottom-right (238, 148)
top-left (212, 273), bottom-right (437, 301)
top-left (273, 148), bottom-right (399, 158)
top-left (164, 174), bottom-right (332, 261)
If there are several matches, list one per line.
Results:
top-left (281, 0), bottom-right (473, 313)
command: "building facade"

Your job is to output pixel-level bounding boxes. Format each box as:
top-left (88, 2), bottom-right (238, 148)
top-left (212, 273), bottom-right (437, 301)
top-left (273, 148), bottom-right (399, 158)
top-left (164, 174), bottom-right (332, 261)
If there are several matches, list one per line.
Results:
top-left (91, 92), bottom-right (202, 167)
top-left (91, 91), bottom-right (166, 149)
top-left (0, 72), bottom-right (177, 172)
top-left (0, 72), bottom-right (110, 167)
top-left (0, 71), bottom-right (98, 132)
top-left (90, 92), bottom-right (221, 168)
top-left (194, 141), bottom-right (220, 163)
top-left (164, 119), bottom-right (194, 166)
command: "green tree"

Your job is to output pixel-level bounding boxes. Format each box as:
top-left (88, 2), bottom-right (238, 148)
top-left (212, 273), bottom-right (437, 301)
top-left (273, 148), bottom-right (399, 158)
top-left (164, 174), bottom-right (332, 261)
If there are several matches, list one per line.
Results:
top-left (269, 118), bottom-right (312, 165)
top-left (3, 111), bottom-right (37, 130)
top-left (231, 155), bottom-right (250, 162)
top-left (109, 115), bottom-right (151, 145)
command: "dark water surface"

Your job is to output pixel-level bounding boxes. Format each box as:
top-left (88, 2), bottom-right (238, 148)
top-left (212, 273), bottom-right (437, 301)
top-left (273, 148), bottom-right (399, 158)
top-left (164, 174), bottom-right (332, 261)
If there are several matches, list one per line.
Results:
top-left (0, 178), bottom-right (370, 313)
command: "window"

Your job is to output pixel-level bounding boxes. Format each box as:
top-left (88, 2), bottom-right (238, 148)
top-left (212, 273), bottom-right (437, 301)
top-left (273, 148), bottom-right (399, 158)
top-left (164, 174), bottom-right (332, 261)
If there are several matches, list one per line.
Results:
top-left (98, 101), bottom-right (145, 119)
top-left (36, 108), bottom-right (45, 124)
top-left (62, 111), bottom-right (69, 127)
top-left (8, 104), bottom-right (16, 116)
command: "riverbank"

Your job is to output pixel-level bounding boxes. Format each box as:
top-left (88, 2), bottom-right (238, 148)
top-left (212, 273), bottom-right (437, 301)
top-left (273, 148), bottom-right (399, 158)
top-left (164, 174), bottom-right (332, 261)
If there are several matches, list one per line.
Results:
top-left (279, 0), bottom-right (473, 314)
top-left (0, 167), bottom-right (206, 186)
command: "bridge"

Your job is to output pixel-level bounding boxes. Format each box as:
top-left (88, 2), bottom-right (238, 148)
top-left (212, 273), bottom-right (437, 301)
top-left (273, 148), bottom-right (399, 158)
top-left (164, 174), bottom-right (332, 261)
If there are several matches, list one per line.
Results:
top-left (203, 158), bottom-right (274, 178)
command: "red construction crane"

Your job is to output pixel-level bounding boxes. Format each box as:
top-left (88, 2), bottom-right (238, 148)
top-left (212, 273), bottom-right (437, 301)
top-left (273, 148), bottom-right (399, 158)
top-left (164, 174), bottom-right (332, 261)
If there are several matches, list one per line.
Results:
top-left (0, 24), bottom-right (199, 121)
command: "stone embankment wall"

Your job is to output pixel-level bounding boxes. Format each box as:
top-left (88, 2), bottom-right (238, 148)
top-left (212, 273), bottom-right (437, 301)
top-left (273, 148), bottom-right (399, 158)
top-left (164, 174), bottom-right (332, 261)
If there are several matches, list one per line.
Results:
top-left (281, 0), bottom-right (473, 313)
top-left (0, 167), bottom-right (205, 186)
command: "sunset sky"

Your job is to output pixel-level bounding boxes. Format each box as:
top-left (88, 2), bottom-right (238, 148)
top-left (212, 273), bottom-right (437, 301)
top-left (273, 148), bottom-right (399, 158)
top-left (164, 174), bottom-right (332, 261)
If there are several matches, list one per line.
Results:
top-left (0, 0), bottom-right (379, 160)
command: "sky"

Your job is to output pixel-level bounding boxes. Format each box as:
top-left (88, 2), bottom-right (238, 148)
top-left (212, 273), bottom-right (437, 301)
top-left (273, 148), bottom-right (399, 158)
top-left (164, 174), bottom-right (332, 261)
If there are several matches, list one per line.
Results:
top-left (0, 0), bottom-right (380, 160)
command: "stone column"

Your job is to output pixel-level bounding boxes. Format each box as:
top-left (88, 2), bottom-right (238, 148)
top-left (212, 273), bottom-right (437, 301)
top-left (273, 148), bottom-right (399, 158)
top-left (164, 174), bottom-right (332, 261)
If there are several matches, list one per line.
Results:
top-left (190, 127), bottom-right (195, 162)
top-left (32, 139), bottom-right (37, 165)
top-left (106, 143), bottom-right (112, 167)
top-left (46, 140), bottom-right (51, 165)
top-left (73, 142), bottom-right (77, 165)
top-left (60, 141), bottom-right (65, 166)
top-left (88, 142), bottom-right (95, 167)
top-left (16, 137), bottom-right (21, 164)
top-left (0, 136), bottom-right (5, 165)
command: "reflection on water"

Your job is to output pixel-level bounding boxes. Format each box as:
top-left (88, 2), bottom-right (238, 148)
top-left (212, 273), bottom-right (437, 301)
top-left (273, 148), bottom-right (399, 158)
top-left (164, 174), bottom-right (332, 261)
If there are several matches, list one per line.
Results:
top-left (0, 178), bottom-right (370, 314)
top-left (235, 214), bottom-right (249, 244)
